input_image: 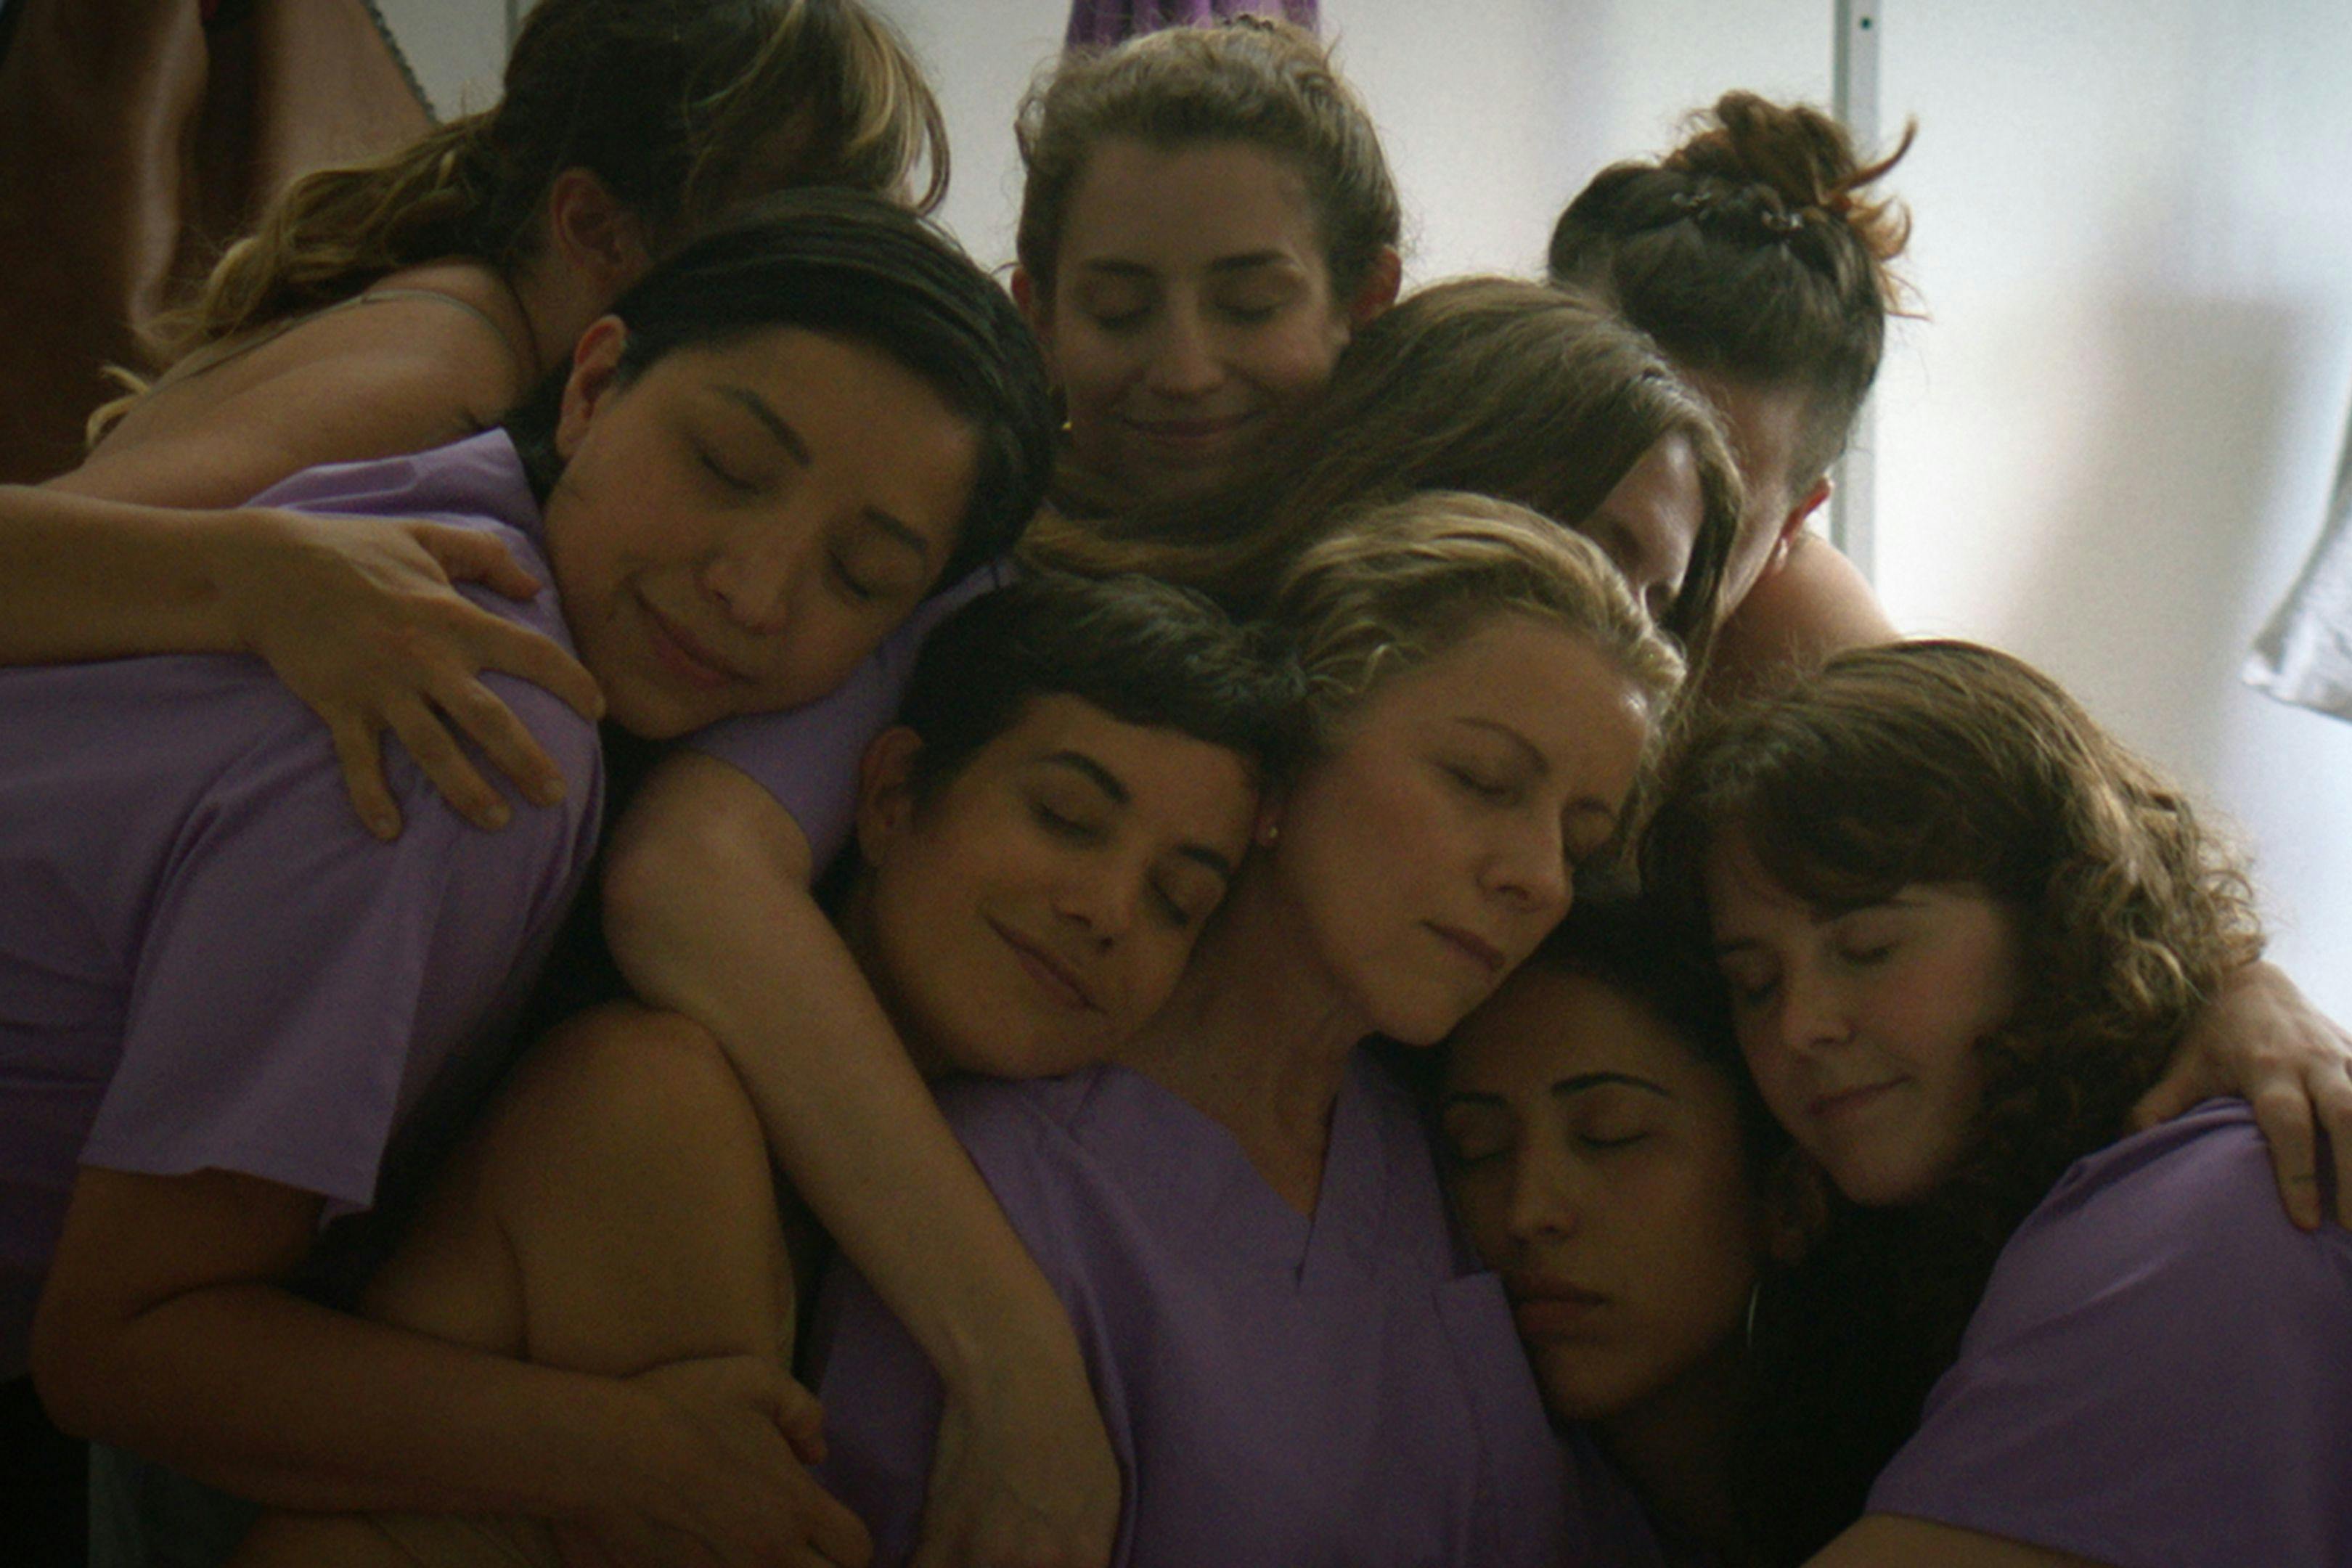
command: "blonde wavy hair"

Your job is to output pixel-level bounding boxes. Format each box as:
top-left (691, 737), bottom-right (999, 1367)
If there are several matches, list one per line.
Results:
top-left (1273, 491), bottom-right (1685, 793)
top-left (145, 0), bottom-right (944, 375)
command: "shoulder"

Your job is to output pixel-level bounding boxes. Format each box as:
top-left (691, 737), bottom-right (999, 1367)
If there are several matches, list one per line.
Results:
top-left (1705, 532), bottom-right (1898, 698)
top-left (70, 272), bottom-right (532, 510)
top-left (1868, 1102), bottom-right (2352, 1564)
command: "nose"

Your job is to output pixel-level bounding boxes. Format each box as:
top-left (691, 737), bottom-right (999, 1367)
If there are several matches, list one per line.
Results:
top-left (1143, 304), bottom-right (1223, 400)
top-left (1052, 859), bottom-right (1143, 946)
top-left (700, 518), bottom-right (821, 636)
top-left (1504, 1131), bottom-right (1580, 1244)
top-left (1482, 814), bottom-right (1573, 920)
top-left (1771, 959), bottom-right (1850, 1059)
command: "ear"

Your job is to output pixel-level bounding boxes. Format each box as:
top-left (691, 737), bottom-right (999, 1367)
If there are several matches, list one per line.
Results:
top-left (552, 316), bottom-right (630, 462)
top-left (545, 168), bottom-right (655, 303)
top-left (1763, 476), bottom-right (1834, 580)
top-left (854, 726), bottom-right (927, 867)
top-left (1346, 245), bottom-right (1403, 328)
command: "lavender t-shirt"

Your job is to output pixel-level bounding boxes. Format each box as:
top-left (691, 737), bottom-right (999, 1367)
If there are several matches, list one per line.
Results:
top-left (1868, 1100), bottom-right (2352, 1566)
top-left (687, 558), bottom-right (1012, 867)
top-left (0, 433), bottom-right (602, 1377)
top-left (807, 1053), bottom-right (1578, 1567)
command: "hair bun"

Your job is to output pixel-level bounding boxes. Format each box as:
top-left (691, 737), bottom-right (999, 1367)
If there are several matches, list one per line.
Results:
top-left (1665, 90), bottom-right (1914, 268)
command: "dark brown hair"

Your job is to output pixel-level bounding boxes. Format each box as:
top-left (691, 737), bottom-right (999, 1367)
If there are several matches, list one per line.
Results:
top-left (1643, 639), bottom-right (2263, 1561)
top-left (1024, 278), bottom-right (1743, 661)
top-left (1014, 17), bottom-right (1400, 303)
top-left (1549, 91), bottom-right (1914, 491)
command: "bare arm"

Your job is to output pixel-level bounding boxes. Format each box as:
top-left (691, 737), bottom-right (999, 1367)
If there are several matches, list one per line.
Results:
top-left (1, 483), bottom-right (601, 836)
top-left (603, 751), bottom-right (1120, 1568)
top-left (1705, 531), bottom-right (1900, 698)
top-left (31, 1165), bottom-right (836, 1559)
top-left (1809, 1516), bottom-right (2109, 1567)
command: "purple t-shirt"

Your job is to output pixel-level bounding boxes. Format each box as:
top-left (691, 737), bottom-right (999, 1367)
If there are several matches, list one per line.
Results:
top-left (807, 1053), bottom-right (1578, 1567)
top-left (0, 433), bottom-right (601, 1377)
top-left (1868, 1100), bottom-right (2352, 1566)
top-left (687, 558), bottom-right (1012, 868)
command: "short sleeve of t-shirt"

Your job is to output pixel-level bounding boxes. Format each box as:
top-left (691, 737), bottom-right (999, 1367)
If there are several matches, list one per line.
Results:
top-left (1866, 1101), bottom-right (2352, 1567)
top-left (807, 1081), bottom-right (1082, 1568)
top-left (79, 669), bottom-right (600, 1212)
top-left (687, 560), bottom-right (1012, 867)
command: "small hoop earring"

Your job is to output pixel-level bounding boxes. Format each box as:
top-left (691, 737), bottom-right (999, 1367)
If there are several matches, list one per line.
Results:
top-left (1744, 1281), bottom-right (1763, 1348)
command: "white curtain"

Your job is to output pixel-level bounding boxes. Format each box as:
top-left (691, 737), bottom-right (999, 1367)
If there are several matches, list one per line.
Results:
top-left (2246, 393), bottom-right (2352, 723)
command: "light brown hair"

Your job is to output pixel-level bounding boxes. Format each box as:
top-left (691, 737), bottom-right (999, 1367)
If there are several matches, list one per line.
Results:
top-left (1026, 278), bottom-right (1743, 661)
top-left (1549, 91), bottom-right (1914, 489)
top-left (1014, 17), bottom-right (1400, 303)
top-left (158, 0), bottom-right (947, 366)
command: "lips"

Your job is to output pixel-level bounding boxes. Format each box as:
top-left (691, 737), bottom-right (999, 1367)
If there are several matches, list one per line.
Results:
top-left (1506, 1279), bottom-right (1609, 1339)
top-left (1427, 922), bottom-right (1508, 974)
top-left (1808, 1078), bottom-right (1905, 1125)
top-left (1120, 412), bottom-right (1262, 462)
top-left (987, 918), bottom-right (1098, 1012)
top-left (638, 595), bottom-right (748, 690)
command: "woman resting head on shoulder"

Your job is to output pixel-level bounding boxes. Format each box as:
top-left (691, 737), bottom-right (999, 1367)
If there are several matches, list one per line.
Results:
top-left (1550, 90), bottom-right (1911, 663)
top-left (810, 491), bottom-right (1688, 1567)
top-left (78, 0), bottom-right (947, 503)
top-left (16, 189), bottom-right (1049, 1537)
top-left (1440, 899), bottom-right (1817, 1564)
top-left (224, 568), bottom-right (1299, 1568)
top-left (1010, 15), bottom-right (1402, 510)
top-left (1032, 277), bottom-right (1746, 662)
top-left (1641, 640), bottom-right (2352, 1568)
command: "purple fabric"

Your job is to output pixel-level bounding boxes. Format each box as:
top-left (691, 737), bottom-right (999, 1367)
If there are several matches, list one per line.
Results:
top-left (0, 433), bottom-right (601, 1377)
top-left (807, 1053), bottom-right (1581, 1567)
top-left (1867, 1100), bottom-right (2352, 1566)
top-left (686, 558), bottom-right (1013, 869)
top-left (1064, 0), bottom-right (1317, 49)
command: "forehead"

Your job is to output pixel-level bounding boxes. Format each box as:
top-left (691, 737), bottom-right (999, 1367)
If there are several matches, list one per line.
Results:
top-left (1702, 833), bottom-right (1817, 933)
top-left (1448, 964), bottom-right (1704, 1093)
top-left (1057, 137), bottom-right (1325, 277)
top-left (974, 692), bottom-right (1259, 829)
top-left (1355, 615), bottom-right (1649, 771)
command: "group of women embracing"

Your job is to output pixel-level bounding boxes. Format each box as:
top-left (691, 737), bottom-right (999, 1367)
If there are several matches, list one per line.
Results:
top-left (1, 2), bottom-right (2346, 1566)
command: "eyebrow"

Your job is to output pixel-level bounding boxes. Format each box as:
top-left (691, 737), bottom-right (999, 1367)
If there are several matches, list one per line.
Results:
top-left (718, 385), bottom-right (812, 466)
top-left (1038, 751), bottom-right (1239, 883)
top-left (1074, 252), bottom-right (1302, 280)
top-left (1455, 717), bottom-right (1624, 834)
top-left (716, 385), bottom-right (936, 571)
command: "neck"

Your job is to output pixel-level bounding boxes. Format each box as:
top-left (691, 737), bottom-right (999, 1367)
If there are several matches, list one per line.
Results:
top-left (1117, 859), bottom-right (1366, 1214)
top-left (1588, 1339), bottom-right (1748, 1558)
top-left (503, 251), bottom-right (600, 389)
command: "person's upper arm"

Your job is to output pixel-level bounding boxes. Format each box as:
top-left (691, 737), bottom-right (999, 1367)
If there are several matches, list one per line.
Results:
top-left (1707, 532), bottom-right (1899, 697)
top-left (681, 560), bottom-right (1013, 870)
top-left (81, 667), bottom-right (600, 1209)
top-left (60, 309), bottom-right (519, 509)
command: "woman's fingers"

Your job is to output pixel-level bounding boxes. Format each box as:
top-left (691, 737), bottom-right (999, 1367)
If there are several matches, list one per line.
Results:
top-left (2247, 1079), bottom-right (2324, 1232)
top-left (433, 673), bottom-right (570, 809)
top-left (2312, 1062), bottom-right (2352, 1227)
top-left (457, 611), bottom-right (605, 724)
top-left (382, 695), bottom-right (510, 831)
top-left (324, 714), bottom-right (403, 841)
top-left (409, 520), bottom-right (546, 602)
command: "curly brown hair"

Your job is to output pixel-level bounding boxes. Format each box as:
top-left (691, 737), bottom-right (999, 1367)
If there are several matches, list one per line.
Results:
top-left (1641, 638), bottom-right (2263, 1561)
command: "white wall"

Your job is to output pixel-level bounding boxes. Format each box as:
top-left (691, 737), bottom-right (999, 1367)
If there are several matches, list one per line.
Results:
top-left (382, 0), bottom-right (2352, 1010)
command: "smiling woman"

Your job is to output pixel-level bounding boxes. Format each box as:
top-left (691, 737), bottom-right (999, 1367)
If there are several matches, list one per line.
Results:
top-left (7, 189), bottom-right (1058, 1563)
top-left (808, 493), bottom-right (1688, 1567)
